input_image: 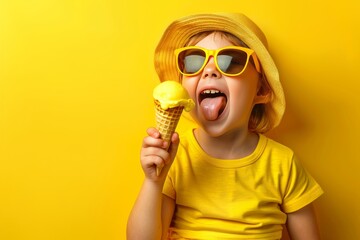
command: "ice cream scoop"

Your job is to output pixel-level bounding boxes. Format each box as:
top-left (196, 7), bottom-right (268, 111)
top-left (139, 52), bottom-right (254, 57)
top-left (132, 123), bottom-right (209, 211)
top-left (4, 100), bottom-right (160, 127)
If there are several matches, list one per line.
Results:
top-left (153, 80), bottom-right (194, 175)
top-left (153, 80), bottom-right (195, 111)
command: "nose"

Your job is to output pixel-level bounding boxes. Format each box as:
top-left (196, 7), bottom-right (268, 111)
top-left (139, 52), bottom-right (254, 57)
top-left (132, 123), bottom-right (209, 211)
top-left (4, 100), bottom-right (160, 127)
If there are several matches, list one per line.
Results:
top-left (202, 57), bottom-right (221, 79)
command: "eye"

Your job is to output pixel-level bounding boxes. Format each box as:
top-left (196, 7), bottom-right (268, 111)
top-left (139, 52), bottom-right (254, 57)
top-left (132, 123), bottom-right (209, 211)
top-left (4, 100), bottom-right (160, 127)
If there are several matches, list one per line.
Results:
top-left (218, 51), bottom-right (247, 74)
top-left (178, 49), bottom-right (206, 74)
top-left (217, 55), bottom-right (232, 71)
top-left (184, 55), bottom-right (206, 73)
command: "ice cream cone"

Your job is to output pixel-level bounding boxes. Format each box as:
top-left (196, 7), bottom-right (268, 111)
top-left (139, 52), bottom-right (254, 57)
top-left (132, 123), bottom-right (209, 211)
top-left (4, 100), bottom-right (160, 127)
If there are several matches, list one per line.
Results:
top-left (152, 81), bottom-right (194, 176)
top-left (155, 100), bottom-right (184, 145)
top-left (154, 100), bottom-right (184, 176)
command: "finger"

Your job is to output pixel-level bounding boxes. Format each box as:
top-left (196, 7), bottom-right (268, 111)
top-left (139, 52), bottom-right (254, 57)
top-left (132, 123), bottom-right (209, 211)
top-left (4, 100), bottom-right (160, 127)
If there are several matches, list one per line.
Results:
top-left (141, 146), bottom-right (170, 161)
top-left (157, 133), bottom-right (180, 174)
top-left (171, 132), bottom-right (180, 145)
top-left (142, 135), bottom-right (166, 149)
top-left (143, 154), bottom-right (166, 169)
top-left (168, 132), bottom-right (180, 161)
top-left (146, 127), bottom-right (160, 138)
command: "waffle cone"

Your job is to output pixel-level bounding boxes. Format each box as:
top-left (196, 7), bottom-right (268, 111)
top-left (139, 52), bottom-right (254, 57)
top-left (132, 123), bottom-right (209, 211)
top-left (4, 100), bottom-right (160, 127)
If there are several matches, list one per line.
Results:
top-left (154, 100), bottom-right (184, 146)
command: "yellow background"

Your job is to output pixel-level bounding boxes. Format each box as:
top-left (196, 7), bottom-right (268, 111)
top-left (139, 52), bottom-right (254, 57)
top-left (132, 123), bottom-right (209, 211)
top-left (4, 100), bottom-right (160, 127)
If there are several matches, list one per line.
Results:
top-left (1, 0), bottom-right (359, 239)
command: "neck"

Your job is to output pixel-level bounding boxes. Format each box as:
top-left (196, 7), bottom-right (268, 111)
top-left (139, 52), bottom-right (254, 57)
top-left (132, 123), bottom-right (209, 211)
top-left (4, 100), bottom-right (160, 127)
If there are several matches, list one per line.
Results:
top-left (194, 128), bottom-right (259, 159)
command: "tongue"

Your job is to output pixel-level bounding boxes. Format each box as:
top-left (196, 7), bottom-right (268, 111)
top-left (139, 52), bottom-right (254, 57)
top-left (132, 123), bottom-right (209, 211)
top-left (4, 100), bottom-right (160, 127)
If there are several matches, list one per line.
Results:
top-left (200, 96), bottom-right (227, 121)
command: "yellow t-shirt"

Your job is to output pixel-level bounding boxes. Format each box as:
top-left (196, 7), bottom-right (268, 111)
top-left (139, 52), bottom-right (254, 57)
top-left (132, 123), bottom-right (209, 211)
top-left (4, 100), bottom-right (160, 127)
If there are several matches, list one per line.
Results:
top-left (163, 130), bottom-right (323, 240)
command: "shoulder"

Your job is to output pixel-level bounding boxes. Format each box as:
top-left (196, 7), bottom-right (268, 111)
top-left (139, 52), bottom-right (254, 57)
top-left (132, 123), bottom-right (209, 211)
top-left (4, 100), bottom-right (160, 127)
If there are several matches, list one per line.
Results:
top-left (260, 134), bottom-right (295, 162)
top-left (262, 135), bottom-right (293, 153)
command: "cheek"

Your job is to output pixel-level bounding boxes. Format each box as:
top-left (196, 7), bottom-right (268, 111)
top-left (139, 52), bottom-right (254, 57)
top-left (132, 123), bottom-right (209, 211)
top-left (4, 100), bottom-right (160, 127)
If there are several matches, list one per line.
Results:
top-left (228, 80), bottom-right (259, 108)
top-left (181, 77), bottom-right (198, 101)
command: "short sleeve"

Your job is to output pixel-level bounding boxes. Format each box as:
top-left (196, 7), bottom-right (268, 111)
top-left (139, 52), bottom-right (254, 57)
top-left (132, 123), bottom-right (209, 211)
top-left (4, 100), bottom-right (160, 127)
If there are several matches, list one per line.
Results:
top-left (281, 155), bottom-right (323, 213)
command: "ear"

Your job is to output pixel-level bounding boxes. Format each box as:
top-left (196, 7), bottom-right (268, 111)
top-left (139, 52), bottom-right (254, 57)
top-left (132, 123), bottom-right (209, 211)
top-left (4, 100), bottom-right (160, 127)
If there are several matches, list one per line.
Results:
top-left (253, 76), bottom-right (272, 105)
top-left (253, 92), bottom-right (271, 105)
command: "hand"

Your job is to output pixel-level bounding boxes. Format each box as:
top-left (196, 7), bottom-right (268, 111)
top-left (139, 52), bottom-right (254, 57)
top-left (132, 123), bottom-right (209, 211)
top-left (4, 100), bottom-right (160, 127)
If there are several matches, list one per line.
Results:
top-left (140, 127), bottom-right (180, 181)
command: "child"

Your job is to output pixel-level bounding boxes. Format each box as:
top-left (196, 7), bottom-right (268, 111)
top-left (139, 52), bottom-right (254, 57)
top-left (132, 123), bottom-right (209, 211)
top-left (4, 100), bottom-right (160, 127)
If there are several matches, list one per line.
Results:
top-left (127, 13), bottom-right (323, 240)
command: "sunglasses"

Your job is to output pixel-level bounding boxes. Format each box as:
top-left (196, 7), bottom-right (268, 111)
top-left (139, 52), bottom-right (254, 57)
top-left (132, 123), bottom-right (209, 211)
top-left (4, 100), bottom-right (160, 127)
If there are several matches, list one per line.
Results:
top-left (175, 46), bottom-right (261, 77)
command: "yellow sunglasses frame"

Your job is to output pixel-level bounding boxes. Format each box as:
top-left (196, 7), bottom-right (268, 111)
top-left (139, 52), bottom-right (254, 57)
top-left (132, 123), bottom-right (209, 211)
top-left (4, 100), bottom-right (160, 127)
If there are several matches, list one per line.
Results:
top-left (174, 46), bottom-right (261, 77)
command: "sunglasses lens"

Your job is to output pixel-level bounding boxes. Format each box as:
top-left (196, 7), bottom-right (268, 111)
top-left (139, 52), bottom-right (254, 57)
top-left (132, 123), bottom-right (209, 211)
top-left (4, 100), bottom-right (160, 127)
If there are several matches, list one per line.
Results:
top-left (178, 49), bottom-right (206, 74)
top-left (217, 49), bottom-right (248, 74)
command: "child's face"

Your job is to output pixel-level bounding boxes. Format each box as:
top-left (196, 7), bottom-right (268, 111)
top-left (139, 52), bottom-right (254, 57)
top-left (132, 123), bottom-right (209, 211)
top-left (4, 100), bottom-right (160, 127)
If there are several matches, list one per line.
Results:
top-left (182, 32), bottom-right (264, 137)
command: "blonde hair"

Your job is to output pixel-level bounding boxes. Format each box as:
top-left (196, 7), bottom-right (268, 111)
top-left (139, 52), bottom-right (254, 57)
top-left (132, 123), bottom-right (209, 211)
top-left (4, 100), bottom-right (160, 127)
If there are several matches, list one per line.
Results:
top-left (183, 31), bottom-right (273, 133)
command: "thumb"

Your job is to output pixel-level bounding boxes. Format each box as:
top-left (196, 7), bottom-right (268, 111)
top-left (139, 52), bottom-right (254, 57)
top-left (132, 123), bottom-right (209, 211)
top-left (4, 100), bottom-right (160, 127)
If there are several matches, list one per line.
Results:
top-left (168, 132), bottom-right (180, 161)
top-left (155, 132), bottom-right (180, 178)
top-left (157, 133), bottom-right (179, 178)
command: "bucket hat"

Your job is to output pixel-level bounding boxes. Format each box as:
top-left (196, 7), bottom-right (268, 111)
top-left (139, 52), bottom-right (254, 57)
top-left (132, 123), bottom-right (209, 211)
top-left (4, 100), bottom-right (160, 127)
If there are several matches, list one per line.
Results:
top-left (154, 13), bottom-right (285, 130)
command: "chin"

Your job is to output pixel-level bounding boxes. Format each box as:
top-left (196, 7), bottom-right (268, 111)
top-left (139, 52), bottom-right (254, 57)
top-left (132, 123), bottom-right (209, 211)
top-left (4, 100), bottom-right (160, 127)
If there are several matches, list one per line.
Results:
top-left (199, 122), bottom-right (232, 138)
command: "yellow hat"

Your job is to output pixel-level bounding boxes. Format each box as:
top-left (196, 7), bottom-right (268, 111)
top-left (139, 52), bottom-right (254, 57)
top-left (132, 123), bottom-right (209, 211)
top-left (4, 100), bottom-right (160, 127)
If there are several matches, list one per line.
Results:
top-left (154, 13), bottom-right (285, 130)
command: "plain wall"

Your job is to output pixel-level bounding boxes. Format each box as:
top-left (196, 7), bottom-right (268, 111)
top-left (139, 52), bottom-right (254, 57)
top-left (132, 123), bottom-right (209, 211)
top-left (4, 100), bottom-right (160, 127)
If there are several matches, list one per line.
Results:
top-left (1, 0), bottom-right (359, 239)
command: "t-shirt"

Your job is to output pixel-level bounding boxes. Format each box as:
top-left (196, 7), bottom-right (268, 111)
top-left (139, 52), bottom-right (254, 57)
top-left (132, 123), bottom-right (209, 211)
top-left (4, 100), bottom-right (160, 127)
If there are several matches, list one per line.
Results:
top-left (163, 130), bottom-right (323, 240)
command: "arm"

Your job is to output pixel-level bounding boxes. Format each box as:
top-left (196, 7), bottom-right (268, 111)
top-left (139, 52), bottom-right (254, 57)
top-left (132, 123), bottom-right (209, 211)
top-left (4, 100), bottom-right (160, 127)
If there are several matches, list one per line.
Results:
top-left (127, 128), bottom-right (178, 240)
top-left (161, 195), bottom-right (176, 239)
top-left (286, 203), bottom-right (321, 240)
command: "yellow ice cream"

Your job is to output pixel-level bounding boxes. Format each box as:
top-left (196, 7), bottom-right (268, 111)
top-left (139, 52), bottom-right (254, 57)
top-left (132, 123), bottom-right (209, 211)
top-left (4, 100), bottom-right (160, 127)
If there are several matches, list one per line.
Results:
top-left (153, 81), bottom-right (195, 111)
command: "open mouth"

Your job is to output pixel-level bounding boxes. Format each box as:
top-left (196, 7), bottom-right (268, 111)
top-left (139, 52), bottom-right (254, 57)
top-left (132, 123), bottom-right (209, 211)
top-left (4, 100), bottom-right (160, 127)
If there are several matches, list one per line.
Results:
top-left (199, 89), bottom-right (227, 121)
